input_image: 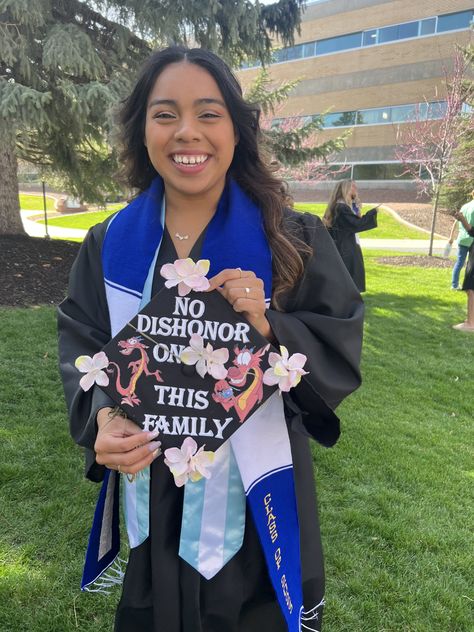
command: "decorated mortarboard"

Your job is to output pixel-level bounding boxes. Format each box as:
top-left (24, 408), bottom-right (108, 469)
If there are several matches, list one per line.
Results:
top-left (75, 258), bottom-right (308, 486)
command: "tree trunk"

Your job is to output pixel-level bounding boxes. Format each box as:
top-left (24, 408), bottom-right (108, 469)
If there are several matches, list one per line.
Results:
top-left (428, 190), bottom-right (439, 256)
top-left (0, 127), bottom-right (25, 235)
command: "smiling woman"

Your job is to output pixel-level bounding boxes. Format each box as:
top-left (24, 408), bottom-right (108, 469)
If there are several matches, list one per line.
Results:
top-left (58, 46), bottom-right (364, 632)
top-left (143, 62), bottom-right (237, 241)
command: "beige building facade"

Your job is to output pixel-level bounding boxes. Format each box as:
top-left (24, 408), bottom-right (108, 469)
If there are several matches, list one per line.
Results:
top-left (238, 0), bottom-right (473, 182)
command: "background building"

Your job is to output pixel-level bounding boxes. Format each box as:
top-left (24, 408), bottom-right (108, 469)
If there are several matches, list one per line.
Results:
top-left (238, 0), bottom-right (473, 197)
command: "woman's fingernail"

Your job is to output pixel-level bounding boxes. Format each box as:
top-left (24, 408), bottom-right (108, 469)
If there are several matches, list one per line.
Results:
top-left (148, 429), bottom-right (160, 438)
top-left (153, 448), bottom-right (162, 458)
top-left (148, 440), bottom-right (161, 452)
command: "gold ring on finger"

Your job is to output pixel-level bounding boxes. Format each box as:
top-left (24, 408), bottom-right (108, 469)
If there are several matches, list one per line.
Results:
top-left (245, 287), bottom-right (250, 294)
top-left (237, 267), bottom-right (242, 278)
top-left (117, 464), bottom-right (122, 474)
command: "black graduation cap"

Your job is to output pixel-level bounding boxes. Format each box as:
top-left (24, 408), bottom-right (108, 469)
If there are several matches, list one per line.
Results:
top-left (99, 286), bottom-right (278, 451)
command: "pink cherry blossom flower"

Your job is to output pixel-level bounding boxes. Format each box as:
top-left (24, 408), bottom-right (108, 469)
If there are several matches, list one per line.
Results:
top-left (164, 437), bottom-right (215, 487)
top-left (180, 334), bottom-right (229, 379)
top-left (75, 351), bottom-right (110, 392)
top-left (160, 258), bottom-right (210, 296)
top-left (263, 345), bottom-right (308, 393)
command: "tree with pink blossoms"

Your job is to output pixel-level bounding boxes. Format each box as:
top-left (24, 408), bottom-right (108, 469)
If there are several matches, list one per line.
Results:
top-left (395, 51), bottom-right (474, 255)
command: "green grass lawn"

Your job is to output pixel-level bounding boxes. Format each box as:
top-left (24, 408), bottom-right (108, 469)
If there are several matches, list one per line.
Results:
top-left (19, 193), bottom-right (56, 212)
top-left (39, 207), bottom-right (123, 229)
top-left (1, 256), bottom-right (472, 631)
top-left (294, 203), bottom-right (428, 240)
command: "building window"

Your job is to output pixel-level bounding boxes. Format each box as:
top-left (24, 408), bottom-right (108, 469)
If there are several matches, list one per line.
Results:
top-left (316, 32), bottom-right (362, 56)
top-left (420, 17), bottom-right (436, 35)
top-left (437, 10), bottom-right (474, 33)
top-left (286, 44), bottom-right (304, 61)
top-left (302, 42), bottom-right (316, 57)
top-left (362, 29), bottom-right (377, 46)
top-left (241, 10), bottom-right (474, 69)
top-left (323, 111), bottom-right (357, 127)
top-left (352, 163), bottom-right (415, 180)
top-left (357, 107), bottom-right (391, 125)
top-left (276, 101), bottom-right (447, 131)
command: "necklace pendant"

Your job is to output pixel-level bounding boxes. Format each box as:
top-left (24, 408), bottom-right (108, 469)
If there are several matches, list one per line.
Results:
top-left (175, 232), bottom-right (189, 241)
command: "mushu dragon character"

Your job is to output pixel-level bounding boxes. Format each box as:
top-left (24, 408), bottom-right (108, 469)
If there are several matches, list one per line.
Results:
top-left (212, 344), bottom-right (269, 422)
top-left (107, 336), bottom-right (162, 406)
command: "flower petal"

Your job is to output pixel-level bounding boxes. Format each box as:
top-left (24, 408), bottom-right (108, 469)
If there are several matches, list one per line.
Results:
top-left (279, 346), bottom-right (289, 362)
top-left (210, 347), bottom-right (229, 364)
top-left (94, 370), bottom-right (110, 387)
top-left (177, 281), bottom-right (192, 296)
top-left (263, 368), bottom-right (280, 386)
top-left (278, 374), bottom-right (295, 392)
top-left (195, 259), bottom-right (210, 276)
top-left (75, 355), bottom-right (93, 372)
top-left (181, 437), bottom-right (198, 458)
top-left (287, 353), bottom-right (307, 371)
top-left (173, 472), bottom-right (189, 487)
top-left (174, 258), bottom-right (195, 277)
top-left (164, 278), bottom-right (180, 289)
top-left (209, 363), bottom-right (228, 380)
top-left (193, 277), bottom-right (211, 292)
top-left (190, 334), bottom-right (204, 352)
top-left (180, 348), bottom-right (201, 366)
top-left (160, 263), bottom-right (179, 280)
top-left (196, 358), bottom-right (208, 378)
top-left (189, 471), bottom-right (204, 482)
top-left (273, 361), bottom-right (289, 377)
top-left (91, 351), bottom-right (109, 370)
top-left (79, 372), bottom-right (96, 392)
top-left (164, 447), bottom-right (185, 463)
top-left (167, 460), bottom-right (190, 477)
top-left (267, 352), bottom-right (281, 368)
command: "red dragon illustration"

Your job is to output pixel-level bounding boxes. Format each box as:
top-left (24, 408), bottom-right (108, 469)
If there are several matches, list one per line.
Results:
top-left (212, 344), bottom-right (269, 422)
top-left (107, 336), bottom-right (162, 406)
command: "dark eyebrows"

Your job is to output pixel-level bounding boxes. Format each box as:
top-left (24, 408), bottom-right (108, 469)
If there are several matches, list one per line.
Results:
top-left (147, 97), bottom-right (226, 109)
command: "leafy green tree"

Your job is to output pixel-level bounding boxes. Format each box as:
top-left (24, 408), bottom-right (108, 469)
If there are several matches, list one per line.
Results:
top-left (0, 0), bottom-right (305, 234)
top-left (245, 67), bottom-right (348, 169)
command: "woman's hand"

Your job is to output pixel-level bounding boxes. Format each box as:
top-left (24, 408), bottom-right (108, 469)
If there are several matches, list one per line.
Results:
top-left (95, 407), bottom-right (161, 475)
top-left (207, 268), bottom-right (274, 340)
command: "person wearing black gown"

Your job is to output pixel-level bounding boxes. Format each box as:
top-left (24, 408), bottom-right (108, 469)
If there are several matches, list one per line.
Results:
top-left (58, 47), bottom-right (364, 632)
top-left (453, 210), bottom-right (474, 331)
top-left (323, 180), bottom-right (378, 292)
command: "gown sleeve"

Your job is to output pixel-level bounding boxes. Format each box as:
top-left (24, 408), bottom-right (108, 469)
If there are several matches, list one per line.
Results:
top-left (57, 221), bottom-right (113, 482)
top-left (266, 212), bottom-right (364, 447)
top-left (335, 203), bottom-right (378, 234)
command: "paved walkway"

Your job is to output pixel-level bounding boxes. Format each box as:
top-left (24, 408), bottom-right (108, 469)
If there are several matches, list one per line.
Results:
top-left (21, 210), bottom-right (452, 255)
top-left (20, 210), bottom-right (89, 239)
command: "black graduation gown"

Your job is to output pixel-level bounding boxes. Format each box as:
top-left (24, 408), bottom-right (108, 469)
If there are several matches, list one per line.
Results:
top-left (57, 209), bottom-right (364, 632)
top-left (328, 203), bottom-right (378, 292)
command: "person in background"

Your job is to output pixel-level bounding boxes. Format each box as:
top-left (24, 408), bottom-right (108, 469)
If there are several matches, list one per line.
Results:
top-left (323, 180), bottom-right (378, 292)
top-left (453, 209), bottom-right (474, 332)
top-left (447, 190), bottom-right (474, 290)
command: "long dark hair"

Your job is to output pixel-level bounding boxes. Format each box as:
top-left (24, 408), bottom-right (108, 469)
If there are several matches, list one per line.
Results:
top-left (118, 46), bottom-right (311, 308)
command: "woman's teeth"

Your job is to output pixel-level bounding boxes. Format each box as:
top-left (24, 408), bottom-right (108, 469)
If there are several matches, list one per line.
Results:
top-left (172, 155), bottom-right (208, 165)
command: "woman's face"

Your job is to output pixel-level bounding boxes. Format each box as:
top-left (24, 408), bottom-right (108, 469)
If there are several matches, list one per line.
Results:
top-left (144, 61), bottom-right (236, 202)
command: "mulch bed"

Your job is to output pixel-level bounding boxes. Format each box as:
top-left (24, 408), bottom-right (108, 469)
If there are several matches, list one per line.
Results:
top-left (0, 235), bottom-right (80, 307)
top-left (376, 255), bottom-right (453, 268)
